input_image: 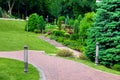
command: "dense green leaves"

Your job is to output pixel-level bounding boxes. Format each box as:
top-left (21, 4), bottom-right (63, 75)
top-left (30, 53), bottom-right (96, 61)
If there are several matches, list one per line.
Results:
top-left (26, 13), bottom-right (39, 32)
top-left (86, 0), bottom-right (120, 67)
top-left (0, 7), bottom-right (2, 17)
top-left (38, 16), bottom-right (45, 33)
top-left (0, 0), bottom-right (96, 19)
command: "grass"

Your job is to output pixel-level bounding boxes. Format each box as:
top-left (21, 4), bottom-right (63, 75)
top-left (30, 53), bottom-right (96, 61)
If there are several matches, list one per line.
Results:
top-left (0, 58), bottom-right (39, 80)
top-left (0, 20), bottom-right (58, 54)
top-left (66, 57), bottom-right (120, 75)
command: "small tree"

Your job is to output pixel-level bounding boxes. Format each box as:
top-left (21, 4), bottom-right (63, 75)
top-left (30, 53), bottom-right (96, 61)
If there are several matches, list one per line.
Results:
top-left (38, 16), bottom-right (45, 33)
top-left (85, 0), bottom-right (120, 67)
top-left (25, 13), bottom-right (39, 32)
top-left (57, 16), bottom-right (65, 30)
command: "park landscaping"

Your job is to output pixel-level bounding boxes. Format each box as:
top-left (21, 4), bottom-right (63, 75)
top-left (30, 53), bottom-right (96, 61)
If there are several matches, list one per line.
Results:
top-left (0, 0), bottom-right (120, 77)
top-left (0, 19), bottom-right (58, 54)
top-left (0, 58), bottom-right (39, 80)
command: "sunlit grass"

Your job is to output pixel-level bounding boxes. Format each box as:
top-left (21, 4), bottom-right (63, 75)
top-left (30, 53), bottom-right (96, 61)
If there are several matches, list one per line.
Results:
top-left (0, 58), bottom-right (39, 80)
top-left (0, 20), bottom-right (58, 53)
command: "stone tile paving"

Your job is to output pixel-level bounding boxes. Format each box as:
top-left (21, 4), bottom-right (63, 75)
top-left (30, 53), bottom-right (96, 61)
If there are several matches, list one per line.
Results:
top-left (0, 51), bottom-right (120, 80)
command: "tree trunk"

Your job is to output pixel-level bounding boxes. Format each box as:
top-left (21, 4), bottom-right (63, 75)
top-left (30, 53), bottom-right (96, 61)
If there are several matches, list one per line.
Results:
top-left (7, 0), bottom-right (15, 15)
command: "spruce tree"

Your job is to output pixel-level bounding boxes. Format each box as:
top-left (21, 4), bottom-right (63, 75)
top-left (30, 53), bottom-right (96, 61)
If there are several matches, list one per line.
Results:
top-left (85, 0), bottom-right (120, 67)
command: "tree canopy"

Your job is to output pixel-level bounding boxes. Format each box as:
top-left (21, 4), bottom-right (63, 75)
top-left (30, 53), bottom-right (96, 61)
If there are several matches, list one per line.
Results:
top-left (0, 0), bottom-right (96, 19)
top-left (85, 0), bottom-right (120, 67)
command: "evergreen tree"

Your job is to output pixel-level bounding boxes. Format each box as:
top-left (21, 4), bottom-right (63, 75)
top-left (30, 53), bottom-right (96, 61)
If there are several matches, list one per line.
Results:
top-left (85, 0), bottom-right (120, 67)
top-left (38, 16), bottom-right (45, 33)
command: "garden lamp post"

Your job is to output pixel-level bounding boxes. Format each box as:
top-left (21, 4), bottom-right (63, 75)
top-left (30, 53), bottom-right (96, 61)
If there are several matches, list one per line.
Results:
top-left (24, 45), bottom-right (28, 73)
top-left (95, 42), bottom-right (99, 65)
top-left (24, 17), bottom-right (28, 73)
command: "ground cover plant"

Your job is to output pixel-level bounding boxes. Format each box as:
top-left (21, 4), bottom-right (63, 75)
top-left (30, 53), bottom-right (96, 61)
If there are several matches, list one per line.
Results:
top-left (0, 58), bottom-right (39, 80)
top-left (0, 19), bottom-right (57, 54)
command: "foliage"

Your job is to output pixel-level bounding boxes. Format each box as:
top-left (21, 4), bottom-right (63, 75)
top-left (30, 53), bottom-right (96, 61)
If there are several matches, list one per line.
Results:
top-left (0, 58), bottom-right (39, 80)
top-left (73, 20), bottom-right (79, 34)
top-left (26, 13), bottom-right (39, 32)
top-left (61, 0), bottom-right (96, 18)
top-left (57, 16), bottom-right (65, 30)
top-left (77, 14), bottom-right (82, 22)
top-left (0, 0), bottom-right (96, 19)
top-left (65, 15), bottom-right (69, 25)
top-left (0, 7), bottom-right (2, 17)
top-left (112, 64), bottom-right (120, 71)
top-left (79, 12), bottom-right (95, 45)
top-left (52, 29), bottom-right (65, 37)
top-left (64, 32), bottom-right (70, 38)
top-left (45, 24), bottom-right (57, 33)
top-left (57, 49), bottom-right (73, 57)
top-left (34, 29), bottom-right (40, 33)
top-left (85, 0), bottom-right (120, 67)
top-left (38, 16), bottom-right (46, 33)
top-left (70, 34), bottom-right (79, 40)
top-left (63, 39), bottom-right (82, 51)
top-left (49, 0), bottom-right (62, 18)
top-left (68, 19), bottom-right (74, 27)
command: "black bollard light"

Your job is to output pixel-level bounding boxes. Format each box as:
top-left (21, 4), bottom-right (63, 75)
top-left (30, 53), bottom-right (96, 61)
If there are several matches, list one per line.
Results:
top-left (24, 45), bottom-right (28, 73)
top-left (95, 42), bottom-right (99, 65)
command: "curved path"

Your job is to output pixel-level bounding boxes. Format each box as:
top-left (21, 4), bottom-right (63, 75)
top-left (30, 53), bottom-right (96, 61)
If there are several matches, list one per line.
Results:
top-left (39, 36), bottom-right (80, 57)
top-left (0, 50), bottom-right (120, 80)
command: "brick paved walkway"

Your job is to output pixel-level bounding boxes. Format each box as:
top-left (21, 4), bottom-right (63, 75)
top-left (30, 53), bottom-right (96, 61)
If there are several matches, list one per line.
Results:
top-left (0, 51), bottom-right (120, 80)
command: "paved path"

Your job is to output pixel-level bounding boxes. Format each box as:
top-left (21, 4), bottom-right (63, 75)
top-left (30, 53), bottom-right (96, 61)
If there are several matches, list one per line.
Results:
top-left (0, 51), bottom-right (120, 80)
top-left (39, 36), bottom-right (80, 57)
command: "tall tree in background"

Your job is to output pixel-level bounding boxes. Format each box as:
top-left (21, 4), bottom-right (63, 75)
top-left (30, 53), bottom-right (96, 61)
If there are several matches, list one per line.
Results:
top-left (7, 0), bottom-right (15, 15)
top-left (49, 0), bottom-right (62, 18)
top-left (85, 0), bottom-right (120, 67)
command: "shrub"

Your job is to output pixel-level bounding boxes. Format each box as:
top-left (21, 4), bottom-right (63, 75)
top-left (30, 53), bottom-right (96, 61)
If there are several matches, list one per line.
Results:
top-left (34, 29), bottom-right (40, 33)
top-left (52, 29), bottom-right (65, 37)
top-left (73, 20), bottom-right (80, 34)
top-left (38, 16), bottom-right (45, 33)
top-left (68, 19), bottom-right (74, 28)
top-left (112, 64), bottom-right (120, 71)
top-left (64, 32), bottom-right (70, 38)
top-left (56, 37), bottom-right (65, 42)
top-left (26, 13), bottom-right (39, 32)
top-left (85, 0), bottom-right (120, 67)
top-left (70, 34), bottom-right (79, 40)
top-left (57, 16), bottom-right (65, 30)
top-left (65, 16), bottom-right (69, 25)
top-left (57, 49), bottom-right (73, 57)
top-left (63, 40), bottom-right (82, 51)
top-left (79, 12), bottom-right (95, 45)
top-left (77, 14), bottom-right (82, 22)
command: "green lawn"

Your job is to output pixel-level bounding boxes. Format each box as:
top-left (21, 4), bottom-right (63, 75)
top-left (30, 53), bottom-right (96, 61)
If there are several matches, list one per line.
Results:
top-left (0, 19), bottom-right (58, 53)
top-left (0, 58), bottom-right (39, 80)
